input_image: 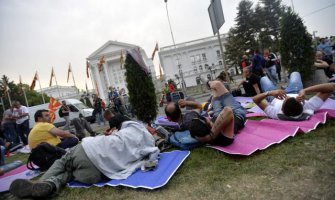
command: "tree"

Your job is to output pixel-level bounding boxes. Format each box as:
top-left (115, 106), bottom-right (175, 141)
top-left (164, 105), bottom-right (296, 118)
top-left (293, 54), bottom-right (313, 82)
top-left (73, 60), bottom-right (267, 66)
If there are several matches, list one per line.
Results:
top-left (279, 8), bottom-right (314, 82)
top-left (124, 51), bottom-right (157, 124)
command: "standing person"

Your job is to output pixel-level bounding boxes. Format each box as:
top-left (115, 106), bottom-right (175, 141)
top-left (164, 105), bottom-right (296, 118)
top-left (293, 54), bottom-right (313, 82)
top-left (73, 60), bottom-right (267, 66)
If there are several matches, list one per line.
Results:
top-left (317, 38), bottom-right (333, 61)
top-left (168, 80), bottom-right (176, 93)
top-left (1, 106), bottom-right (20, 145)
top-left (59, 101), bottom-right (70, 130)
top-left (251, 49), bottom-right (265, 77)
top-left (12, 101), bottom-right (29, 147)
top-left (263, 49), bottom-right (278, 84)
top-left (276, 52), bottom-right (282, 82)
top-left (93, 96), bottom-right (105, 126)
top-left (240, 55), bottom-right (250, 69)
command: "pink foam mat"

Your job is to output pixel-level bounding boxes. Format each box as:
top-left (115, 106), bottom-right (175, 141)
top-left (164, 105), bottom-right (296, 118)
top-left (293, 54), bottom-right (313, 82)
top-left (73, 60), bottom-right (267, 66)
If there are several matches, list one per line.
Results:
top-left (209, 109), bottom-right (335, 156)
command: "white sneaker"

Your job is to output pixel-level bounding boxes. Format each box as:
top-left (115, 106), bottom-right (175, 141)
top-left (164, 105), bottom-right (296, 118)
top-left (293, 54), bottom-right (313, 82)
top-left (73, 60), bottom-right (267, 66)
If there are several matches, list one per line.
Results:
top-left (18, 145), bottom-right (31, 154)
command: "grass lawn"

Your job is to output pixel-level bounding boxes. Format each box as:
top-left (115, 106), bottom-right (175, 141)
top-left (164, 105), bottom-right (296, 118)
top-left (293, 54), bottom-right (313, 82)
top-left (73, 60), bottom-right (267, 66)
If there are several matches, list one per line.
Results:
top-left (2, 119), bottom-right (335, 200)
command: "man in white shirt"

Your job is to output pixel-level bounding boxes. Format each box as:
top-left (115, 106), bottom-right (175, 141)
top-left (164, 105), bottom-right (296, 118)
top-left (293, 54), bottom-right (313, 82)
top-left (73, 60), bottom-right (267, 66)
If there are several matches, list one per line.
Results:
top-left (253, 72), bottom-right (335, 120)
top-left (12, 101), bottom-right (30, 145)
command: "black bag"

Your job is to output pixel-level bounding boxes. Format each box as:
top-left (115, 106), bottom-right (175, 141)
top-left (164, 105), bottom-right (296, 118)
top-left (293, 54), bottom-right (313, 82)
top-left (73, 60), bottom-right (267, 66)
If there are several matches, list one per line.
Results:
top-left (27, 142), bottom-right (66, 171)
top-left (58, 107), bottom-right (64, 118)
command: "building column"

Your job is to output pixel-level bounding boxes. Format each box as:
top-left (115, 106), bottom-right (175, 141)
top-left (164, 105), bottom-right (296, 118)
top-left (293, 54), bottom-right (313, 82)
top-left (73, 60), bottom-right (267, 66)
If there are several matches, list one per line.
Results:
top-left (93, 64), bottom-right (106, 100)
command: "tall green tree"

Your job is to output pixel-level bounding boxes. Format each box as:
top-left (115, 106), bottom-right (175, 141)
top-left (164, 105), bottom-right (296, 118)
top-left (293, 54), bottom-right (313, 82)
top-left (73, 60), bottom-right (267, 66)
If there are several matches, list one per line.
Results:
top-left (124, 52), bottom-right (157, 124)
top-left (279, 8), bottom-right (314, 81)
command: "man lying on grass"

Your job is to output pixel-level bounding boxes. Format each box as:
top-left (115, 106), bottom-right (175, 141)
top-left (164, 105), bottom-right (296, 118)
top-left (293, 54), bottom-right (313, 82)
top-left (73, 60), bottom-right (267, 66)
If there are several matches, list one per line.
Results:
top-left (253, 71), bottom-right (335, 121)
top-left (9, 114), bottom-right (159, 199)
top-left (165, 80), bottom-right (246, 146)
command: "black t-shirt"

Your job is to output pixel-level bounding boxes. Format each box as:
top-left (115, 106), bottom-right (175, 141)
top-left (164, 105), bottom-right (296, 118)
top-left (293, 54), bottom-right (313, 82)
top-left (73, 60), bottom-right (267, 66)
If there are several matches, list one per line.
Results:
top-left (59, 105), bottom-right (70, 117)
top-left (108, 114), bottom-right (131, 130)
top-left (247, 73), bottom-right (262, 92)
top-left (179, 111), bottom-right (201, 131)
top-left (323, 57), bottom-right (334, 78)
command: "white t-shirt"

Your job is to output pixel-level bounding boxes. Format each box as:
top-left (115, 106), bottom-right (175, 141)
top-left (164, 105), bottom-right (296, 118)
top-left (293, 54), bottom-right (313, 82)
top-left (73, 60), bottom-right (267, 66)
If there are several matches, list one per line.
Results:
top-left (13, 106), bottom-right (29, 124)
top-left (264, 94), bottom-right (324, 120)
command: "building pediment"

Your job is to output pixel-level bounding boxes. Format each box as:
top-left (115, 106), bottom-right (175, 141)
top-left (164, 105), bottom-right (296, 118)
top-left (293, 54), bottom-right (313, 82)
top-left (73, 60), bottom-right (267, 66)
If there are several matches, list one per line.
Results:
top-left (87, 40), bottom-right (137, 60)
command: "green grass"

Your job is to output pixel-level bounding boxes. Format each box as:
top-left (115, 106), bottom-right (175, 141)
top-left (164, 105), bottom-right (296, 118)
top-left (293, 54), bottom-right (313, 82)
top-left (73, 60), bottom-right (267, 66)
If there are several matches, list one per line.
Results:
top-left (2, 120), bottom-right (335, 200)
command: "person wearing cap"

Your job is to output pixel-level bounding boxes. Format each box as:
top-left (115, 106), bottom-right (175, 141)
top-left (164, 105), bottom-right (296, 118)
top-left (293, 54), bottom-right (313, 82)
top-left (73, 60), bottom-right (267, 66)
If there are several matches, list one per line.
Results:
top-left (253, 72), bottom-right (335, 121)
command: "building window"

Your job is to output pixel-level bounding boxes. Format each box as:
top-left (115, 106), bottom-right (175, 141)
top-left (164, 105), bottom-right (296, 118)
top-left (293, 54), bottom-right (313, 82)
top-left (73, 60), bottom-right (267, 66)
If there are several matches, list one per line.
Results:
top-left (202, 53), bottom-right (207, 61)
top-left (216, 50), bottom-right (221, 58)
top-left (219, 61), bottom-right (223, 66)
top-left (205, 64), bottom-right (209, 70)
top-left (196, 55), bottom-right (201, 63)
top-left (191, 56), bottom-right (195, 64)
top-left (193, 66), bottom-right (198, 73)
top-left (199, 65), bottom-right (203, 72)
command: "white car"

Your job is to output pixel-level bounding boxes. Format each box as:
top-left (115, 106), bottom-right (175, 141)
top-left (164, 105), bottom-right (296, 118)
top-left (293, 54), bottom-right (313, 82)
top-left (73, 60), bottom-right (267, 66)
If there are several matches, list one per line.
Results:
top-left (28, 99), bottom-right (94, 128)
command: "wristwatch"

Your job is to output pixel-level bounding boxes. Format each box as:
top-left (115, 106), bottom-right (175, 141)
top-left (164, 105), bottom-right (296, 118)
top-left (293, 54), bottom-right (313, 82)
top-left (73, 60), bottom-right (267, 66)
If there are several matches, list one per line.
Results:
top-left (264, 91), bottom-right (269, 97)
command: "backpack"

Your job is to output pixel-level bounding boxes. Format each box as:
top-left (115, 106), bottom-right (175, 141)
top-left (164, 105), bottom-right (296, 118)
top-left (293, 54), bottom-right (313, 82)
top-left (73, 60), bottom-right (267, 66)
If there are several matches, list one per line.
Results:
top-left (169, 130), bottom-right (201, 150)
top-left (26, 142), bottom-right (66, 171)
top-left (58, 107), bottom-right (64, 118)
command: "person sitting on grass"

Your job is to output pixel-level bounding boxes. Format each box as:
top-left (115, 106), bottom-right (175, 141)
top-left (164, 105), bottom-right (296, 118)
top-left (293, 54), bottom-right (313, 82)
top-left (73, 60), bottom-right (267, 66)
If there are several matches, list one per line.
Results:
top-left (236, 66), bottom-right (262, 97)
top-left (9, 115), bottom-right (160, 199)
top-left (253, 72), bottom-right (335, 121)
top-left (28, 110), bottom-right (78, 150)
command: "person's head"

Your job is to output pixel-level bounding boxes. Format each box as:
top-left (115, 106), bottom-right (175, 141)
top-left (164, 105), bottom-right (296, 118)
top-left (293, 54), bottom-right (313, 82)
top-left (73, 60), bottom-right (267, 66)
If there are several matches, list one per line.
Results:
top-left (108, 113), bottom-right (130, 130)
top-left (216, 72), bottom-right (227, 82)
top-left (263, 49), bottom-right (269, 55)
top-left (243, 66), bottom-right (252, 78)
top-left (282, 97), bottom-right (303, 117)
top-left (34, 109), bottom-right (50, 123)
top-left (242, 55), bottom-right (248, 60)
top-left (108, 86), bottom-right (113, 91)
top-left (315, 51), bottom-right (324, 60)
top-left (189, 116), bottom-right (211, 138)
top-left (103, 109), bottom-right (115, 121)
top-left (165, 102), bottom-right (182, 122)
top-left (320, 38), bottom-right (325, 44)
top-left (62, 100), bottom-right (66, 105)
top-left (12, 101), bottom-right (21, 109)
top-left (254, 49), bottom-right (259, 55)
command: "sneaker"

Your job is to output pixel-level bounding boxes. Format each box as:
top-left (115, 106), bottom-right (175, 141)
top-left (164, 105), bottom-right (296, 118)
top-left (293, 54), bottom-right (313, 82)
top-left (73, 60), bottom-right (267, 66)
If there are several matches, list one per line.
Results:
top-left (32, 181), bottom-right (55, 198)
top-left (18, 145), bottom-right (31, 154)
top-left (9, 179), bottom-right (33, 198)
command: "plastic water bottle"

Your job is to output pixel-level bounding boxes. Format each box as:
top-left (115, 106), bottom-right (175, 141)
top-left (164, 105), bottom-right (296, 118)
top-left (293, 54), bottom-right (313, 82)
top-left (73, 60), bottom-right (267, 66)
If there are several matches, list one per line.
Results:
top-left (0, 160), bottom-right (23, 176)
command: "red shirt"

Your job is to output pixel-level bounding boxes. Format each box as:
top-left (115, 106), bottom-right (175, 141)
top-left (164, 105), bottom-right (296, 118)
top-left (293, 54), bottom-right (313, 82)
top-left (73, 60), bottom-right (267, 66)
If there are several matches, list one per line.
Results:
top-left (168, 84), bottom-right (176, 93)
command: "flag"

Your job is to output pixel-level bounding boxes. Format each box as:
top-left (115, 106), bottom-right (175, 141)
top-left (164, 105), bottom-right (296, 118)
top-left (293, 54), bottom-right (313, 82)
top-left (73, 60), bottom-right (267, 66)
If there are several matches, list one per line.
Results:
top-left (48, 97), bottom-right (61, 123)
top-left (67, 63), bottom-right (72, 83)
top-left (98, 56), bottom-right (105, 72)
top-left (86, 60), bottom-right (90, 78)
top-left (159, 64), bottom-right (164, 82)
top-left (30, 72), bottom-right (38, 90)
top-left (49, 67), bottom-right (55, 87)
top-left (95, 80), bottom-right (100, 96)
top-left (19, 75), bottom-right (23, 95)
top-left (151, 42), bottom-right (159, 60)
top-left (120, 50), bottom-right (124, 69)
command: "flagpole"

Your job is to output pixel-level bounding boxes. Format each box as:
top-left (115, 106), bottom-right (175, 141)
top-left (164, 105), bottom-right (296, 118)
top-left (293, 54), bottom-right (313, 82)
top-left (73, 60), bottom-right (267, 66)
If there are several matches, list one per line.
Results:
top-left (53, 67), bottom-right (62, 98)
top-left (6, 89), bottom-right (12, 106)
top-left (70, 65), bottom-right (78, 93)
top-left (0, 97), bottom-right (5, 112)
top-left (19, 75), bottom-right (29, 107)
top-left (37, 71), bottom-right (46, 104)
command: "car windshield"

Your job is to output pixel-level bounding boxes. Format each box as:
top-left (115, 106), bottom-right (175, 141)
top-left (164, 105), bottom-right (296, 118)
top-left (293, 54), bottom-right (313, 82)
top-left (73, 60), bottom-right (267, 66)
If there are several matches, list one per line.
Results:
top-left (73, 103), bottom-right (88, 109)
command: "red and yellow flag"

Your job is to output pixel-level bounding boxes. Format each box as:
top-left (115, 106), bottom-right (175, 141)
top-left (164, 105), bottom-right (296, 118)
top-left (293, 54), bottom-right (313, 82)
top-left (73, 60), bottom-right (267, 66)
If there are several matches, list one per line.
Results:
top-left (151, 42), bottom-right (159, 60)
top-left (86, 60), bottom-right (90, 78)
top-left (67, 63), bottom-right (72, 83)
top-left (48, 97), bottom-right (61, 123)
top-left (49, 67), bottom-right (55, 87)
top-left (159, 64), bottom-right (164, 82)
top-left (30, 72), bottom-right (38, 91)
top-left (98, 56), bottom-right (105, 72)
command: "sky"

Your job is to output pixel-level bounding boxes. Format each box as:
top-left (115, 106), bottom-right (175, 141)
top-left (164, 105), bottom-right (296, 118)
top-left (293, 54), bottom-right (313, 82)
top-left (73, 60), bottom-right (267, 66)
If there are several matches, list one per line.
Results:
top-left (0, 0), bottom-right (334, 91)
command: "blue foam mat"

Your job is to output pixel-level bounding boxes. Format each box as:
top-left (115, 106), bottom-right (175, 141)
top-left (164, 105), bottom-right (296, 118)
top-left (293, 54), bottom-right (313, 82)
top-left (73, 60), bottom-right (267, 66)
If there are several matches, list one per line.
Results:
top-left (68, 150), bottom-right (190, 190)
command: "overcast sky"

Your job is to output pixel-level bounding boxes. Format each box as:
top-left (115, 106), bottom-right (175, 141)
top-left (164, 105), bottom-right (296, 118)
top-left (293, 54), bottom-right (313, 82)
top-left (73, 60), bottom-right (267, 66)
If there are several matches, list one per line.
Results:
top-left (0, 0), bottom-right (334, 91)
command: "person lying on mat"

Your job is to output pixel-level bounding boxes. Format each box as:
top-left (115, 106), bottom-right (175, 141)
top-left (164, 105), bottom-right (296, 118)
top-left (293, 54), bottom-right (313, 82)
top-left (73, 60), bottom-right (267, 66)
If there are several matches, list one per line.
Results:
top-left (253, 72), bottom-right (335, 121)
top-left (103, 109), bottom-right (131, 135)
top-left (165, 80), bottom-right (246, 146)
top-left (9, 114), bottom-right (160, 199)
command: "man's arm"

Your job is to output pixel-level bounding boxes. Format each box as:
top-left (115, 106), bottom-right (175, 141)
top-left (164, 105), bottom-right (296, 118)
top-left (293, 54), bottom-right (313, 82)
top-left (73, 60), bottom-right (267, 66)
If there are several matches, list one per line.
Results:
top-left (253, 89), bottom-right (286, 111)
top-left (178, 99), bottom-right (202, 110)
top-left (297, 83), bottom-right (335, 102)
top-left (49, 127), bottom-right (77, 139)
top-left (237, 80), bottom-right (246, 89)
top-left (252, 84), bottom-right (261, 94)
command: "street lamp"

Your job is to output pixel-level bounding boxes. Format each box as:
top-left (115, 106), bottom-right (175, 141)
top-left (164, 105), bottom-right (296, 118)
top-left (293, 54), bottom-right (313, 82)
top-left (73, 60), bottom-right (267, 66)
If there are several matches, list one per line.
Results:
top-left (164, 0), bottom-right (186, 95)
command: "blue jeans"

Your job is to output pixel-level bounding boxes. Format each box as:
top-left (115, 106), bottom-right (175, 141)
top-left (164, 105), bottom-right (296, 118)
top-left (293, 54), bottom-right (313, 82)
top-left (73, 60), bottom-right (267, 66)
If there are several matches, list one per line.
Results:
top-left (57, 137), bottom-right (78, 149)
top-left (0, 146), bottom-right (5, 166)
top-left (3, 122), bottom-right (20, 144)
top-left (212, 92), bottom-right (246, 121)
top-left (95, 111), bottom-right (105, 125)
top-left (260, 71), bottom-right (303, 102)
top-left (16, 119), bottom-right (29, 145)
top-left (265, 65), bottom-right (278, 84)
